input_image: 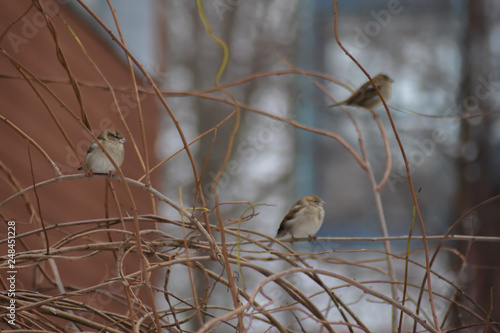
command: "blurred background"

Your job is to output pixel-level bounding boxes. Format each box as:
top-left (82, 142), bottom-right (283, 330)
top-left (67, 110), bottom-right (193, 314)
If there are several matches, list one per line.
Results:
top-left (1, 0), bottom-right (499, 331)
top-left (80, 0), bottom-right (500, 328)
top-left (79, 0), bottom-right (500, 234)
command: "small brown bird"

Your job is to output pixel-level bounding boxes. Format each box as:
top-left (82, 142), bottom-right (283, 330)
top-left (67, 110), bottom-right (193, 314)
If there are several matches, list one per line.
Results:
top-left (79, 129), bottom-right (126, 175)
top-left (271, 195), bottom-right (325, 245)
top-left (329, 74), bottom-right (393, 109)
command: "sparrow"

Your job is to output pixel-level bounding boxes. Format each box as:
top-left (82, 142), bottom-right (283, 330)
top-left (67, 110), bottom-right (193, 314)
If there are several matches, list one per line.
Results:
top-left (329, 74), bottom-right (393, 109)
top-left (271, 195), bottom-right (325, 245)
top-left (78, 129), bottom-right (126, 175)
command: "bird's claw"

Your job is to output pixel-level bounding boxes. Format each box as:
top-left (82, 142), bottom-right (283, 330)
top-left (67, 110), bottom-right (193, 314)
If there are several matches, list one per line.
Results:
top-left (308, 235), bottom-right (317, 242)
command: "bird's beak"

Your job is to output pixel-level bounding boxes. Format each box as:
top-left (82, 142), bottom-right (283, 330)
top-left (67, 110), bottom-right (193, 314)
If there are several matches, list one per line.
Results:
top-left (121, 138), bottom-right (127, 144)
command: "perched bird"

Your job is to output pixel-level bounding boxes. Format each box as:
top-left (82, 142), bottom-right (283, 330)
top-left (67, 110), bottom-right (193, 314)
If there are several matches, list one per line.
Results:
top-left (329, 74), bottom-right (393, 109)
top-left (270, 195), bottom-right (325, 246)
top-left (79, 129), bottom-right (126, 175)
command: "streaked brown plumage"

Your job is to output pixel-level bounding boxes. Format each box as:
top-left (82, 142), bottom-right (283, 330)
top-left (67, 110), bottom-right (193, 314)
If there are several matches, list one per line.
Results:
top-left (79, 129), bottom-right (126, 174)
top-left (273, 195), bottom-right (325, 243)
top-left (329, 74), bottom-right (393, 109)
